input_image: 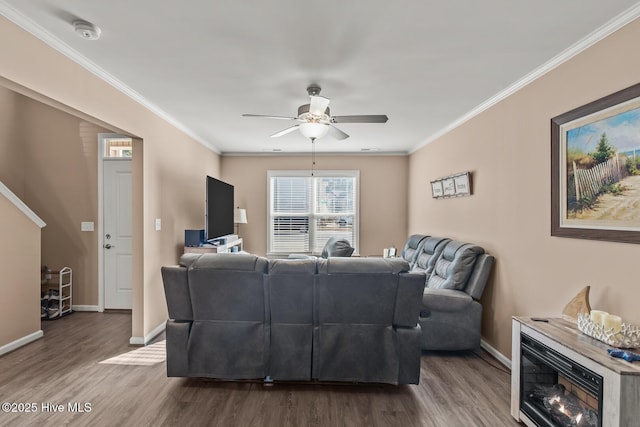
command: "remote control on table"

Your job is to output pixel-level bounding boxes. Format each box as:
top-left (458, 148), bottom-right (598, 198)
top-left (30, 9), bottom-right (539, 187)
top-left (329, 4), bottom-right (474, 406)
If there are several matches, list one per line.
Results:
top-left (608, 348), bottom-right (640, 362)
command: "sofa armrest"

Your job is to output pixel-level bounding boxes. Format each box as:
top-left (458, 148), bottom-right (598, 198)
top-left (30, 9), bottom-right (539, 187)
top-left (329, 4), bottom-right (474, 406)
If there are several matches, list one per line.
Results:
top-left (394, 272), bottom-right (426, 327)
top-left (161, 266), bottom-right (193, 321)
top-left (465, 254), bottom-right (494, 300)
top-left (421, 288), bottom-right (473, 312)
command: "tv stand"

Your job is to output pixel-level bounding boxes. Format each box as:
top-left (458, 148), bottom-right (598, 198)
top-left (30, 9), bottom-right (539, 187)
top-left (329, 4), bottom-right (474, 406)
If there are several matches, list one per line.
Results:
top-left (184, 238), bottom-right (243, 254)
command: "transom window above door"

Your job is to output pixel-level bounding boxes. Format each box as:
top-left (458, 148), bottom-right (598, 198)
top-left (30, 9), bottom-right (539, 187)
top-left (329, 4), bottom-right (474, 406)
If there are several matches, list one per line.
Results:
top-left (104, 137), bottom-right (132, 158)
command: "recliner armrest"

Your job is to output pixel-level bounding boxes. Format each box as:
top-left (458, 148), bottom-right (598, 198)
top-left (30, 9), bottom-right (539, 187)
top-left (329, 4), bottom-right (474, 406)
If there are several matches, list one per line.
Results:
top-left (161, 266), bottom-right (193, 321)
top-left (465, 254), bottom-right (494, 300)
top-left (393, 271), bottom-right (426, 327)
top-left (421, 288), bottom-right (473, 312)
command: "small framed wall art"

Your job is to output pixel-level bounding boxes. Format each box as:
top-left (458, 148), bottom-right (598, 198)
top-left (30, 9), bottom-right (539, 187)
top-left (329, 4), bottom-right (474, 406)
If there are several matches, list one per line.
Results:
top-left (431, 172), bottom-right (472, 199)
top-left (430, 180), bottom-right (443, 198)
top-left (453, 172), bottom-right (471, 196)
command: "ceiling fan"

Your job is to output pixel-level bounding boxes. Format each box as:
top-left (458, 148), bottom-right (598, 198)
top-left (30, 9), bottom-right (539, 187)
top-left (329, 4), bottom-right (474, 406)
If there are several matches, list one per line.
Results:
top-left (242, 85), bottom-right (388, 141)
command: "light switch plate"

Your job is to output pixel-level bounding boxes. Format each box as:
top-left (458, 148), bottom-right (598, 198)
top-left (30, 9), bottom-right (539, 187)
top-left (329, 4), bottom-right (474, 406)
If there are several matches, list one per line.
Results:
top-left (155, 218), bottom-right (161, 231)
top-left (81, 221), bottom-right (94, 232)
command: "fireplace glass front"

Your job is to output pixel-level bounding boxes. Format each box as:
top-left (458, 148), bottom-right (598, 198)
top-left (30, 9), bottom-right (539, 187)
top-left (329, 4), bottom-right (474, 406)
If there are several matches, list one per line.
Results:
top-left (520, 334), bottom-right (602, 427)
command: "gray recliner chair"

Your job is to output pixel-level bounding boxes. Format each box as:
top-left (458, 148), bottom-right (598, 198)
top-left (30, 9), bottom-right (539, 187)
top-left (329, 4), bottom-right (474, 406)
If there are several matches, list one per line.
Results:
top-left (314, 257), bottom-right (425, 384)
top-left (321, 236), bottom-right (355, 258)
top-left (162, 253), bottom-right (269, 378)
top-left (267, 258), bottom-right (316, 380)
top-left (289, 236), bottom-right (354, 259)
top-left (415, 239), bottom-right (494, 351)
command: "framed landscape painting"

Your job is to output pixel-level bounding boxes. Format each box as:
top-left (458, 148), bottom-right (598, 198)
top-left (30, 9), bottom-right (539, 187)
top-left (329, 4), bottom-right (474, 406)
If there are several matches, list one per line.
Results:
top-left (551, 83), bottom-right (640, 244)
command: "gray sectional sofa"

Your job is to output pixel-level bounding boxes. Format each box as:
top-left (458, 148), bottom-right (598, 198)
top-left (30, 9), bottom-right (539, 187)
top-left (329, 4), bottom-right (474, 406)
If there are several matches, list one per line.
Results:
top-left (161, 253), bottom-right (426, 384)
top-left (401, 235), bottom-right (495, 351)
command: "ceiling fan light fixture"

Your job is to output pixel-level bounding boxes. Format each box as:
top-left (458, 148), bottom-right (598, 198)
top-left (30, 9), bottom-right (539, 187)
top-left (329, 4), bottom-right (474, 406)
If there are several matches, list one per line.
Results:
top-left (299, 122), bottom-right (329, 140)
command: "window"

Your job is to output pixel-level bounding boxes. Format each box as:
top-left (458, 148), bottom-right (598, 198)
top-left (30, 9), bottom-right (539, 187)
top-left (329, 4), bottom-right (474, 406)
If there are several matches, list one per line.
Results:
top-left (104, 137), bottom-right (132, 158)
top-left (268, 170), bottom-right (359, 255)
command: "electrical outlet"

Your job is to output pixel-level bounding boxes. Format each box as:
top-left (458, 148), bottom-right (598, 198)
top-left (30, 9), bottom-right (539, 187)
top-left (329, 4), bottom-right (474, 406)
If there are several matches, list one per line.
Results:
top-left (81, 221), bottom-right (94, 232)
top-left (155, 218), bottom-right (161, 231)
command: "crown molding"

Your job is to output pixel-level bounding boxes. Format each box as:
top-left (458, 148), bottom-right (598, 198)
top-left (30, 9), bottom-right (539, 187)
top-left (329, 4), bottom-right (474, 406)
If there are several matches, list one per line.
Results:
top-left (410, 3), bottom-right (640, 154)
top-left (0, 1), bottom-right (220, 154)
top-left (221, 150), bottom-right (408, 157)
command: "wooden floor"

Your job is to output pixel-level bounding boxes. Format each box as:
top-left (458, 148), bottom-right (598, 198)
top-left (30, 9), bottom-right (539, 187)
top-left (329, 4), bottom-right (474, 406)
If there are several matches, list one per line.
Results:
top-left (0, 312), bottom-right (519, 426)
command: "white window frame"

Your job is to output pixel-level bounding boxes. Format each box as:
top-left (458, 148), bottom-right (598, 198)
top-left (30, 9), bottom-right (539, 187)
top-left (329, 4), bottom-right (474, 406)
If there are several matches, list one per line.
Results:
top-left (267, 170), bottom-right (360, 257)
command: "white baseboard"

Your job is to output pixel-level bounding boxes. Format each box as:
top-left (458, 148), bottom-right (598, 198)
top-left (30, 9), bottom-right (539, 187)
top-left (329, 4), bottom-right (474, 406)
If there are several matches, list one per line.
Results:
top-left (129, 320), bottom-right (166, 346)
top-left (72, 305), bottom-right (100, 312)
top-left (481, 338), bottom-right (512, 370)
top-left (0, 330), bottom-right (44, 356)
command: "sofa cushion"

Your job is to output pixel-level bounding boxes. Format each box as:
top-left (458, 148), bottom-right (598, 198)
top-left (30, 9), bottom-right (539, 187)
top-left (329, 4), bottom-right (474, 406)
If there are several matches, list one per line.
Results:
top-left (412, 237), bottom-right (450, 276)
top-left (269, 258), bottom-right (317, 274)
top-left (183, 252), bottom-right (268, 272)
top-left (267, 258), bottom-right (315, 380)
top-left (427, 241), bottom-right (484, 291)
top-left (401, 234), bottom-right (428, 267)
top-left (317, 257), bottom-right (409, 274)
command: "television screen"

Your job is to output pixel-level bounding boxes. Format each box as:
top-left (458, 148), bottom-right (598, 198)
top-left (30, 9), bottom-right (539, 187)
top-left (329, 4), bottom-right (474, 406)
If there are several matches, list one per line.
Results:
top-left (206, 176), bottom-right (234, 241)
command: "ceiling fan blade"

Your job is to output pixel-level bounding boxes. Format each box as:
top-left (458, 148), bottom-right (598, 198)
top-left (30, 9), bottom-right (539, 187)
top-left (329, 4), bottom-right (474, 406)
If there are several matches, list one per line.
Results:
top-left (242, 114), bottom-right (298, 120)
top-left (270, 125), bottom-right (300, 138)
top-left (331, 115), bottom-right (388, 123)
top-left (309, 96), bottom-right (330, 116)
top-left (328, 125), bottom-right (349, 140)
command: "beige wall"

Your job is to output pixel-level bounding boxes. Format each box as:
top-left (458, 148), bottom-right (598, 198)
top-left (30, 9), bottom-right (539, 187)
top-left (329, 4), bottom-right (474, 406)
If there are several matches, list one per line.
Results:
top-left (0, 194), bottom-right (41, 349)
top-left (0, 87), bottom-right (23, 194)
top-left (21, 96), bottom-right (108, 306)
top-left (1, 15), bottom-right (220, 342)
top-left (408, 19), bottom-right (640, 358)
top-left (221, 155), bottom-right (408, 256)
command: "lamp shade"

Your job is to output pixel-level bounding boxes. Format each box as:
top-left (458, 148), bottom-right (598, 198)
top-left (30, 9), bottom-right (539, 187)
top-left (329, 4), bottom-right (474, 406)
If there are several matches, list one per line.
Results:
top-left (299, 122), bottom-right (329, 140)
top-left (234, 208), bottom-right (248, 224)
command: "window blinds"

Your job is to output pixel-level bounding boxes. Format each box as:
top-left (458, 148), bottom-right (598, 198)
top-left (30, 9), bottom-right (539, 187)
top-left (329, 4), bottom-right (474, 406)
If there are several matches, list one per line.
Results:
top-left (268, 171), bottom-right (358, 255)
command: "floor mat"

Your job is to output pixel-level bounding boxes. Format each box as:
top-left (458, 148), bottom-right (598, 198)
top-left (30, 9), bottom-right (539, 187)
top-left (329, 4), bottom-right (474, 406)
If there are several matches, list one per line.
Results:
top-left (99, 340), bottom-right (166, 366)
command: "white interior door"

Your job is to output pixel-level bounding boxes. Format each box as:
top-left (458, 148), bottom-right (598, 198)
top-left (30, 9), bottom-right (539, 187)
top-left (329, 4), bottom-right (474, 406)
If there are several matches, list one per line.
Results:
top-left (103, 159), bottom-right (132, 309)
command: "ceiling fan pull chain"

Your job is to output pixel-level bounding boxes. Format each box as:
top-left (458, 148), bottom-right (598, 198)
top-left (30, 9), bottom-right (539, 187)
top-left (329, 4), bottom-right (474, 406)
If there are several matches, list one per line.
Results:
top-left (311, 137), bottom-right (316, 176)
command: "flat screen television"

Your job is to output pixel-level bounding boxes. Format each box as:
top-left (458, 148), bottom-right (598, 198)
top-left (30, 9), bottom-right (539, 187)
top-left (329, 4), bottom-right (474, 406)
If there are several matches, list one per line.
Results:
top-left (206, 176), bottom-right (234, 242)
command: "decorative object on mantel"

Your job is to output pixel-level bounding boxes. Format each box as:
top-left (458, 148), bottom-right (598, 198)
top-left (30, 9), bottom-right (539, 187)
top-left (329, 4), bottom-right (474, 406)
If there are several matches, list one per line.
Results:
top-left (431, 172), bottom-right (472, 199)
top-left (561, 285), bottom-right (591, 323)
top-left (577, 313), bottom-right (640, 348)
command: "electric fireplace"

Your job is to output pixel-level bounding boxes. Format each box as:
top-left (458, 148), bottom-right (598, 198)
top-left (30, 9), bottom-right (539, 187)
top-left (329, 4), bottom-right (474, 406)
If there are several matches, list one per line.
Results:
top-left (520, 334), bottom-right (601, 426)
top-left (511, 317), bottom-right (640, 427)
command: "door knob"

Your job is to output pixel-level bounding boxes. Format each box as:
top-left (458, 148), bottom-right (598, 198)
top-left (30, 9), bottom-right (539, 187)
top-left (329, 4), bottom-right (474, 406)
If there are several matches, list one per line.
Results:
top-left (104, 244), bottom-right (114, 249)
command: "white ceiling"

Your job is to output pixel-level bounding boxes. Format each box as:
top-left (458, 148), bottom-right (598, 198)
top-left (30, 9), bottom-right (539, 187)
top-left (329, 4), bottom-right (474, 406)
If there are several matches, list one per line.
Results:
top-left (2, 1), bottom-right (639, 154)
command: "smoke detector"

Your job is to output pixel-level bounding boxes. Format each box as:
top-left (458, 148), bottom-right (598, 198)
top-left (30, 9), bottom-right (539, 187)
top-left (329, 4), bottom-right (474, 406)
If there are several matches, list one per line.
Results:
top-left (73, 20), bottom-right (101, 40)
